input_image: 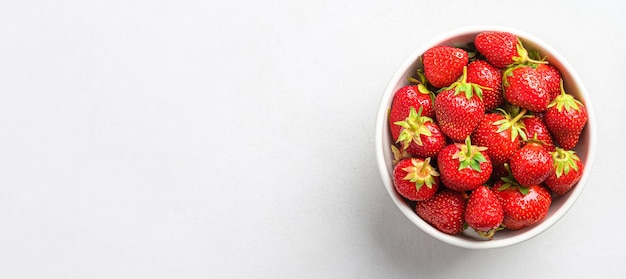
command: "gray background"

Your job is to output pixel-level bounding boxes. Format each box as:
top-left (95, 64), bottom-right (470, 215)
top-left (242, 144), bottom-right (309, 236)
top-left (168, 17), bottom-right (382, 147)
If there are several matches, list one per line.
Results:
top-left (0, 0), bottom-right (623, 278)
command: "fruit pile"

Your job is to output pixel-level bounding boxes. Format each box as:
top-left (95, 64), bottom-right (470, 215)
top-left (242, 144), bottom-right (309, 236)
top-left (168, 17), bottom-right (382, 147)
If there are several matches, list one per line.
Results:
top-left (388, 31), bottom-right (588, 239)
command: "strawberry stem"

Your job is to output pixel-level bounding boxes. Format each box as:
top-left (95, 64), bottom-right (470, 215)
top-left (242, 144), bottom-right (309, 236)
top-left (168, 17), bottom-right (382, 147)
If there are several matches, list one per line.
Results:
top-left (419, 157), bottom-right (432, 176)
top-left (509, 108), bottom-right (527, 125)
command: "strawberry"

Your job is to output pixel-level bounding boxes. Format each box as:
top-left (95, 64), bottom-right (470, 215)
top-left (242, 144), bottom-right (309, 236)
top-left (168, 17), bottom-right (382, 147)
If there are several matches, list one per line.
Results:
top-left (434, 67), bottom-right (485, 141)
top-left (535, 64), bottom-right (562, 101)
top-left (415, 188), bottom-right (466, 235)
top-left (509, 141), bottom-right (554, 187)
top-left (393, 157), bottom-right (440, 201)
top-left (464, 185), bottom-right (504, 239)
top-left (393, 106), bottom-right (447, 158)
top-left (389, 84), bottom-right (435, 129)
top-left (503, 65), bottom-right (551, 112)
top-left (474, 31), bottom-right (537, 68)
top-left (545, 148), bottom-right (584, 195)
top-left (493, 178), bottom-right (552, 230)
top-left (521, 115), bottom-right (556, 152)
top-left (470, 109), bottom-right (527, 170)
top-left (422, 46), bottom-right (469, 88)
top-left (467, 60), bottom-right (504, 111)
top-left (437, 137), bottom-right (492, 192)
top-left (544, 82), bottom-right (588, 149)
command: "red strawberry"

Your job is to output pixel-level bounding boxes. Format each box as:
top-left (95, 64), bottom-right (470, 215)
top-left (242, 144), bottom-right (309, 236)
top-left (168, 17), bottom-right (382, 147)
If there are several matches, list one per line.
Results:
top-left (535, 64), bottom-right (562, 101)
top-left (503, 65), bottom-right (551, 112)
top-left (464, 185), bottom-right (504, 239)
top-left (521, 115), bottom-right (556, 152)
top-left (466, 60), bottom-right (503, 112)
top-left (422, 46), bottom-right (469, 88)
top-left (415, 188), bottom-right (466, 235)
top-left (470, 109), bottom-right (527, 170)
top-left (544, 82), bottom-right (588, 149)
top-left (437, 137), bottom-right (492, 192)
top-left (389, 84), bottom-right (435, 129)
top-left (434, 67), bottom-right (485, 141)
top-left (509, 141), bottom-right (554, 187)
top-left (393, 157), bottom-right (440, 201)
top-left (475, 31), bottom-right (528, 68)
top-left (545, 148), bottom-right (584, 195)
top-left (393, 106), bottom-right (447, 158)
top-left (493, 178), bottom-right (552, 230)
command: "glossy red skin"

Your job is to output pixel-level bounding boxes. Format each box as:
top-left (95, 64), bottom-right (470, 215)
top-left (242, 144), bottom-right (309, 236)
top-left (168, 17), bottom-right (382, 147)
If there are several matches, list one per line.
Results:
top-left (393, 158), bottom-right (439, 201)
top-left (434, 89), bottom-right (485, 142)
top-left (437, 144), bottom-right (493, 192)
top-left (475, 31), bottom-right (519, 68)
top-left (404, 122), bottom-right (447, 158)
top-left (422, 46), bottom-right (469, 88)
top-left (467, 60), bottom-right (504, 111)
top-left (389, 85), bottom-right (434, 140)
top-left (544, 101), bottom-right (588, 150)
top-left (510, 142), bottom-right (554, 187)
top-left (535, 64), bottom-right (561, 101)
top-left (415, 188), bottom-right (466, 235)
top-left (471, 113), bottom-right (522, 169)
top-left (522, 116), bottom-right (556, 152)
top-left (492, 182), bottom-right (552, 230)
top-left (504, 66), bottom-right (551, 112)
top-left (545, 158), bottom-right (584, 195)
top-left (464, 185), bottom-right (504, 232)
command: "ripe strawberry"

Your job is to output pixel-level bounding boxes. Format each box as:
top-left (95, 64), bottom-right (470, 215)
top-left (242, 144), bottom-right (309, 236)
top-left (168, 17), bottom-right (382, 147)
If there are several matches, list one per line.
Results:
top-left (535, 64), bottom-right (562, 101)
top-left (521, 115), bottom-right (556, 152)
top-left (434, 67), bottom-right (485, 141)
top-left (544, 82), bottom-right (588, 149)
top-left (415, 188), bottom-right (466, 235)
top-left (393, 106), bottom-right (446, 158)
top-left (493, 178), bottom-right (552, 230)
top-left (545, 148), bottom-right (584, 195)
top-left (464, 185), bottom-right (503, 239)
top-left (503, 65), bottom-right (551, 112)
top-left (467, 60), bottom-right (503, 111)
top-left (475, 31), bottom-right (532, 68)
top-left (470, 109), bottom-right (527, 170)
top-left (437, 137), bottom-right (492, 192)
top-left (393, 157), bottom-right (440, 201)
top-left (509, 141), bottom-right (554, 187)
top-left (389, 84), bottom-right (435, 129)
top-left (422, 46), bottom-right (469, 88)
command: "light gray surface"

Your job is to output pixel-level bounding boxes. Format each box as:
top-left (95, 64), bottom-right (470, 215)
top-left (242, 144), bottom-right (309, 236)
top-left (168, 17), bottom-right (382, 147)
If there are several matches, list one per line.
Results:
top-left (0, 0), bottom-right (624, 278)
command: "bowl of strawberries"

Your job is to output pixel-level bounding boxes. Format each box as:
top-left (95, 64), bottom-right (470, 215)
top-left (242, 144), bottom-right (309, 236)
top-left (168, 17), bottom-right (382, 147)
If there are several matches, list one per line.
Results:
top-left (375, 25), bottom-right (596, 248)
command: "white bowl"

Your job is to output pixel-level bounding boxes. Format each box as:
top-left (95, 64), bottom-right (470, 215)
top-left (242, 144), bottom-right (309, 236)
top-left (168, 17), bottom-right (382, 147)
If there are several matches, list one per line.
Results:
top-left (375, 25), bottom-right (596, 249)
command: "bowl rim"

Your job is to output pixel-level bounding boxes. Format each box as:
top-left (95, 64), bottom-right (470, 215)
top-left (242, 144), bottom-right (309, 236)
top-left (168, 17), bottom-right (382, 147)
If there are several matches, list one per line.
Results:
top-left (375, 25), bottom-right (596, 249)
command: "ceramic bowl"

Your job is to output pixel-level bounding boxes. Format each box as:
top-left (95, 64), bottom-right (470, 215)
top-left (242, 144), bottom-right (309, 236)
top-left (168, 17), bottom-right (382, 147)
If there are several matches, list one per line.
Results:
top-left (375, 25), bottom-right (596, 249)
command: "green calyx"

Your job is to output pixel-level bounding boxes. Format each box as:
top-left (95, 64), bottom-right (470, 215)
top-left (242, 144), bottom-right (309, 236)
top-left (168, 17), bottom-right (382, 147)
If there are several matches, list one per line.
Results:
top-left (452, 137), bottom-right (488, 172)
top-left (391, 145), bottom-right (411, 165)
top-left (503, 39), bottom-right (549, 87)
top-left (498, 163), bottom-right (530, 195)
top-left (547, 79), bottom-right (584, 112)
top-left (511, 38), bottom-right (549, 66)
top-left (402, 157), bottom-right (440, 191)
top-left (551, 147), bottom-right (581, 178)
top-left (440, 66), bottom-right (489, 100)
top-left (492, 108), bottom-right (528, 142)
top-left (498, 176), bottom-right (530, 195)
top-left (394, 106), bottom-right (433, 149)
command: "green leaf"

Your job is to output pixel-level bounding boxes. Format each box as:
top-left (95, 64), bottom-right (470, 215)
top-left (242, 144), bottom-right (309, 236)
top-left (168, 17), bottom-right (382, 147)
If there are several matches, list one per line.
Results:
top-left (555, 162), bottom-right (564, 177)
top-left (469, 160), bottom-right (481, 172)
top-left (459, 160), bottom-right (470, 170)
top-left (474, 153), bottom-right (487, 163)
top-left (518, 186), bottom-right (530, 195)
